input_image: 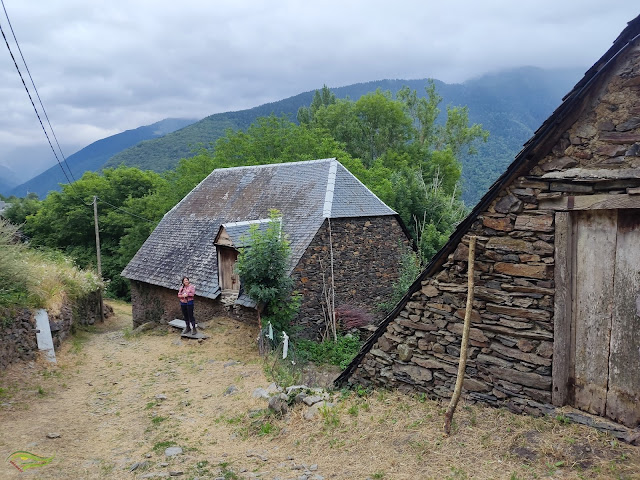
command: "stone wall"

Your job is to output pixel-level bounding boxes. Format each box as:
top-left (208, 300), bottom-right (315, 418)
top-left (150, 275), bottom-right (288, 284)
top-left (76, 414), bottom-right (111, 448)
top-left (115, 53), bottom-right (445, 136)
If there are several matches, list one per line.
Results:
top-left (130, 281), bottom-right (255, 328)
top-left (349, 42), bottom-right (640, 417)
top-left (130, 215), bottom-right (410, 336)
top-left (0, 290), bottom-right (104, 369)
top-left (0, 308), bottom-right (37, 369)
top-left (291, 216), bottom-right (411, 338)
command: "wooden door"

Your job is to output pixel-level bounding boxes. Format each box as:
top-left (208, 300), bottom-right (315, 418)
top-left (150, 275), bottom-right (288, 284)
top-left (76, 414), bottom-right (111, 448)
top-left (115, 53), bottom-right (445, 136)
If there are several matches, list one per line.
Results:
top-left (218, 247), bottom-right (239, 291)
top-left (572, 209), bottom-right (640, 426)
top-left (606, 211), bottom-right (640, 426)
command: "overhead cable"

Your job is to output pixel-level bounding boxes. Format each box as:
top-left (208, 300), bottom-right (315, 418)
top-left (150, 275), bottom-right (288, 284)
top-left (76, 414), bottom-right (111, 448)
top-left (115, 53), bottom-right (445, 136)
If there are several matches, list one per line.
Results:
top-left (1, 0), bottom-right (77, 183)
top-left (0, 12), bottom-right (76, 191)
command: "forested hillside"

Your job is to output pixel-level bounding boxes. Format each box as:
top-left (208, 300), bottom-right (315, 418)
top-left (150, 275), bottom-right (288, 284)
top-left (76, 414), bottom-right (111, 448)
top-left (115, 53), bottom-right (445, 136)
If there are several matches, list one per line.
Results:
top-left (8, 118), bottom-right (196, 199)
top-left (104, 67), bottom-right (583, 205)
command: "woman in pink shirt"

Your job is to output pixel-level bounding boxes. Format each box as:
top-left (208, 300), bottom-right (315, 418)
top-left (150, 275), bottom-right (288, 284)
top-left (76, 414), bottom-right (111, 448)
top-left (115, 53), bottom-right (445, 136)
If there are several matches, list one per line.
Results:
top-left (178, 276), bottom-right (197, 336)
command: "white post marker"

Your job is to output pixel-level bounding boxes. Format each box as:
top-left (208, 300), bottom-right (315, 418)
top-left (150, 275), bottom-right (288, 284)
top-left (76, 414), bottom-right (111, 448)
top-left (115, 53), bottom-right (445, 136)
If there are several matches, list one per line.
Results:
top-left (282, 331), bottom-right (289, 359)
top-left (35, 309), bottom-right (56, 363)
top-left (268, 322), bottom-right (274, 341)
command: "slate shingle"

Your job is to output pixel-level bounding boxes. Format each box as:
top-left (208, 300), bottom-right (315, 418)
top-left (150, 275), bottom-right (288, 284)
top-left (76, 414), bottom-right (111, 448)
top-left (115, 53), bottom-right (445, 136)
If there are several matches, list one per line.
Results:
top-left (122, 158), bottom-right (397, 300)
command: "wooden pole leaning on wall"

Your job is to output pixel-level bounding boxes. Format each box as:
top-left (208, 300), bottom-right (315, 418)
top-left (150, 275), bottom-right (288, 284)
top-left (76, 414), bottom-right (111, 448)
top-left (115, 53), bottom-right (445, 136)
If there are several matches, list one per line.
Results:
top-left (93, 196), bottom-right (105, 323)
top-left (443, 235), bottom-right (477, 435)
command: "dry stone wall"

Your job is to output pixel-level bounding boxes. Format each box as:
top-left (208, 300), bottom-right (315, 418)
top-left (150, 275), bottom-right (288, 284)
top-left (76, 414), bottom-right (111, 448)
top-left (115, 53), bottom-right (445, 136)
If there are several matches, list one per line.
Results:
top-left (130, 216), bottom-right (410, 337)
top-left (349, 43), bottom-right (640, 416)
top-left (0, 290), bottom-right (104, 369)
top-left (291, 216), bottom-right (411, 339)
top-left (130, 281), bottom-right (255, 329)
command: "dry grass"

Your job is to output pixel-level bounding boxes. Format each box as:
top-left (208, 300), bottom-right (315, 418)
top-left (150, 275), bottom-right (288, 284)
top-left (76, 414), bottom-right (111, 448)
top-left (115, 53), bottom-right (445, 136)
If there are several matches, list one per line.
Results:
top-left (0, 300), bottom-right (638, 479)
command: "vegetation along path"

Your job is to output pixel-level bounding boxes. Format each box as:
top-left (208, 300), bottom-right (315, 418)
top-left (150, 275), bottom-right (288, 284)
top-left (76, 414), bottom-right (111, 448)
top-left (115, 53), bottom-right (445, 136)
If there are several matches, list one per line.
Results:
top-left (1, 301), bottom-right (639, 479)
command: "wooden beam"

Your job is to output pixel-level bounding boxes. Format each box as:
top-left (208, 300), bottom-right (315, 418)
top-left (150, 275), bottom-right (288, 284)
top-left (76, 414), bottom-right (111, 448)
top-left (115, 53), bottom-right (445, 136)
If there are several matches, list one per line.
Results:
top-left (552, 211), bottom-right (572, 406)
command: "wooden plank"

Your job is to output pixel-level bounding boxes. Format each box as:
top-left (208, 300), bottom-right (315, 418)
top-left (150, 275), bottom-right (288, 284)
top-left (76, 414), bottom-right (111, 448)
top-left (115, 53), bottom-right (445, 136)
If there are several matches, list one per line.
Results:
top-left (214, 228), bottom-right (234, 246)
top-left (217, 247), bottom-right (239, 290)
top-left (606, 209), bottom-right (640, 427)
top-left (552, 212), bottom-right (572, 406)
top-left (573, 210), bottom-right (617, 416)
top-left (539, 194), bottom-right (640, 211)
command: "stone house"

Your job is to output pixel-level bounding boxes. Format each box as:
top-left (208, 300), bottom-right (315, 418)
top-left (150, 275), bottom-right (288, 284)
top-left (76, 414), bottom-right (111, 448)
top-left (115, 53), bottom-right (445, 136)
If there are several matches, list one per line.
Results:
top-left (336, 15), bottom-right (640, 429)
top-left (122, 158), bottom-right (412, 336)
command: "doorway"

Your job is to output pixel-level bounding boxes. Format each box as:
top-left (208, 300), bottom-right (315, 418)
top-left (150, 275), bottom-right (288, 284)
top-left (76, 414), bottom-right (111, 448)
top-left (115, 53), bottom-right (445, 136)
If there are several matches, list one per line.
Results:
top-left (570, 209), bottom-right (640, 426)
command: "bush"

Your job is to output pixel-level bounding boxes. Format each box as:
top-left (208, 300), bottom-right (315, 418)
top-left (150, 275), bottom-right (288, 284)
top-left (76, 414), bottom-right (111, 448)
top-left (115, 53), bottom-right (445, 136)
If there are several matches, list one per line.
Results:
top-left (377, 245), bottom-right (421, 313)
top-left (335, 305), bottom-right (373, 332)
top-left (235, 209), bottom-right (298, 332)
top-left (0, 218), bottom-right (102, 312)
top-left (0, 220), bottom-right (35, 309)
top-left (296, 334), bottom-right (363, 369)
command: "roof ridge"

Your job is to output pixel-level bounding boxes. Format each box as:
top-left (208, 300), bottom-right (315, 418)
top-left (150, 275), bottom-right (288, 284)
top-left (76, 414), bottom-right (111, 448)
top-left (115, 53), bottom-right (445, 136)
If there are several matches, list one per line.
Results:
top-left (322, 159), bottom-right (338, 217)
top-left (212, 157), bottom-right (336, 174)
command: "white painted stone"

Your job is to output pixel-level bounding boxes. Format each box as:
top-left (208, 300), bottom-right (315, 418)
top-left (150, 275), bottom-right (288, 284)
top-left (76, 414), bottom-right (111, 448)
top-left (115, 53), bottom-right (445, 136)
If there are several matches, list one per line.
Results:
top-left (35, 309), bottom-right (56, 363)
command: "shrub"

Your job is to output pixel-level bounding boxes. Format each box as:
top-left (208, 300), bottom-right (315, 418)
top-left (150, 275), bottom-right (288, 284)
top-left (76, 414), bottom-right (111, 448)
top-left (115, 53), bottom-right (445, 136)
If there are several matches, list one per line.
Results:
top-left (296, 333), bottom-right (362, 369)
top-left (0, 219), bottom-right (35, 309)
top-left (235, 209), bottom-right (299, 332)
top-left (0, 218), bottom-right (102, 312)
top-left (335, 305), bottom-right (373, 332)
top-left (377, 245), bottom-right (421, 313)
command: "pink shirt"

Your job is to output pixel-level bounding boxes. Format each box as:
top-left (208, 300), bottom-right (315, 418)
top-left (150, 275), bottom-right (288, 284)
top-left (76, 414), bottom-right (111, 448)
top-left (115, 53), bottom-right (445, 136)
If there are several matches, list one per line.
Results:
top-left (178, 284), bottom-right (195, 304)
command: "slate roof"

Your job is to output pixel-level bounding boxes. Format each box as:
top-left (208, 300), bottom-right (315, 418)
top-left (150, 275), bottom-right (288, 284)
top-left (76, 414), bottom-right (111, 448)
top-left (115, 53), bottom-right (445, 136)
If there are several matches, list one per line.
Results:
top-left (122, 158), bottom-right (397, 300)
top-left (216, 218), bottom-right (275, 249)
top-left (335, 14), bottom-right (640, 386)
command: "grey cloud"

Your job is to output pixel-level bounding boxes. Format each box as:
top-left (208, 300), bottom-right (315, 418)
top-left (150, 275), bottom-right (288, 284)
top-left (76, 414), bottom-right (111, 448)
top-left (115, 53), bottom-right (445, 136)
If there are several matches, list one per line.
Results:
top-left (0, 0), bottom-right (638, 181)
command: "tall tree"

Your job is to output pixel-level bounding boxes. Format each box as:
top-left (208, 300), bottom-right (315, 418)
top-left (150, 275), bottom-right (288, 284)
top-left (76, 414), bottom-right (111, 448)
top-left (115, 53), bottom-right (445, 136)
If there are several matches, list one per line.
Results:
top-left (305, 83), bottom-right (488, 261)
top-left (23, 166), bottom-right (167, 298)
top-left (297, 84), bottom-right (337, 124)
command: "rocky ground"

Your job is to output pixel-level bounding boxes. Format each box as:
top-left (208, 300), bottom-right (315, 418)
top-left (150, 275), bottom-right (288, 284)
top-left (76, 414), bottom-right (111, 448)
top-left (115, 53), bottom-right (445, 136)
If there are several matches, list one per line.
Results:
top-left (0, 300), bottom-right (639, 479)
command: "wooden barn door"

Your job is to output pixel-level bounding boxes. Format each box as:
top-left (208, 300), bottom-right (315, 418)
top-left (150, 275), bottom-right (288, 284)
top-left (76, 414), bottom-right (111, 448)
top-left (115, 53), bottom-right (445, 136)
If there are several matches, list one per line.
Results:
top-left (572, 209), bottom-right (640, 427)
top-left (217, 246), bottom-right (239, 291)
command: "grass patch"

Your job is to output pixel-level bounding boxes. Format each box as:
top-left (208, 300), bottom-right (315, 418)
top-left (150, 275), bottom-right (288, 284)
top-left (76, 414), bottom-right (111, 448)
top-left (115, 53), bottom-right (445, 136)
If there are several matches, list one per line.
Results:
top-left (262, 353), bottom-right (303, 387)
top-left (0, 218), bottom-right (102, 312)
top-left (296, 334), bottom-right (362, 369)
top-left (152, 440), bottom-right (177, 453)
top-left (151, 415), bottom-right (168, 425)
top-left (218, 461), bottom-right (239, 479)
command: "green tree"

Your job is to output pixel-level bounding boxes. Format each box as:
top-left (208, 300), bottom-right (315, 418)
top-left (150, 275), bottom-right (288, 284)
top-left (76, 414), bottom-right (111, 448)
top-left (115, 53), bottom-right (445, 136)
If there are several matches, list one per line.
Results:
top-left (23, 166), bottom-right (167, 298)
top-left (1, 193), bottom-right (42, 225)
top-left (213, 115), bottom-right (351, 168)
top-left (306, 83), bottom-right (487, 260)
top-left (234, 210), bottom-right (298, 334)
top-left (297, 84), bottom-right (337, 124)
top-left (313, 89), bottom-right (413, 167)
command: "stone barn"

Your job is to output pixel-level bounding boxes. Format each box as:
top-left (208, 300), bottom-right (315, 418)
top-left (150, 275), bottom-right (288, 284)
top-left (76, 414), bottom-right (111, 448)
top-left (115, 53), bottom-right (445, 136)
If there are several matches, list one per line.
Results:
top-left (336, 15), bottom-right (640, 431)
top-left (122, 158), bottom-right (412, 336)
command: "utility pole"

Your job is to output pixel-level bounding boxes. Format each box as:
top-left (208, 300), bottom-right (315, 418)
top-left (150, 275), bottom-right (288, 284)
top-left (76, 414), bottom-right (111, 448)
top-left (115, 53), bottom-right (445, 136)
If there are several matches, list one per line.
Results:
top-left (93, 196), bottom-right (105, 322)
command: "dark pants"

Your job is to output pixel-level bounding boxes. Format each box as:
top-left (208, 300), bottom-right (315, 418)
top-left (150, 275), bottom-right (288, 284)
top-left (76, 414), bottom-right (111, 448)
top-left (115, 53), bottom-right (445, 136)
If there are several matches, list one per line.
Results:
top-left (180, 303), bottom-right (195, 329)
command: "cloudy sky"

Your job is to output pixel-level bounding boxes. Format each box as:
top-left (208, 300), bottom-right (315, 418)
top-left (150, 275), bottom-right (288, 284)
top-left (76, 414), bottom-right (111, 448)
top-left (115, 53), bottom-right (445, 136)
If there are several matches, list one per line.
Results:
top-left (0, 1), bottom-right (638, 182)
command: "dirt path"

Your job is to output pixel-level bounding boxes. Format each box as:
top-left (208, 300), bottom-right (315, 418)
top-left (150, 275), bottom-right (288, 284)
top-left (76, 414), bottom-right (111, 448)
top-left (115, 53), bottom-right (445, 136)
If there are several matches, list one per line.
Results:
top-left (1, 301), bottom-right (639, 480)
top-left (1, 301), bottom-right (276, 479)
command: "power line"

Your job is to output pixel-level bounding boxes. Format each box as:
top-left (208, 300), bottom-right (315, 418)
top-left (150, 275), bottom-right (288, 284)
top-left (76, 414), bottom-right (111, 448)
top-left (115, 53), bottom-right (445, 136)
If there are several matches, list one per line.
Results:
top-left (97, 197), bottom-right (154, 223)
top-left (0, 8), bottom-right (77, 191)
top-left (0, 3), bottom-right (154, 227)
top-left (0, 0), bottom-right (77, 184)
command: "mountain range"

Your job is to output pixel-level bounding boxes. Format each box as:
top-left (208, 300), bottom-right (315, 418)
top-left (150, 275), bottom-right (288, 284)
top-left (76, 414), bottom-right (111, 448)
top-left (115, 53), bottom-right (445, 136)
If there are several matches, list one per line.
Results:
top-left (3, 66), bottom-right (584, 205)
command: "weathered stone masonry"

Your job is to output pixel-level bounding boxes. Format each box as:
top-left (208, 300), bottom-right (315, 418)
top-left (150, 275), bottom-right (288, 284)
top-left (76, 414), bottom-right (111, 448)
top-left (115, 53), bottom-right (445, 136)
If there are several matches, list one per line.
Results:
top-left (349, 43), bottom-right (640, 417)
top-left (130, 281), bottom-right (255, 328)
top-left (291, 216), bottom-right (410, 338)
top-left (131, 216), bottom-right (410, 336)
top-left (0, 290), bottom-right (104, 369)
